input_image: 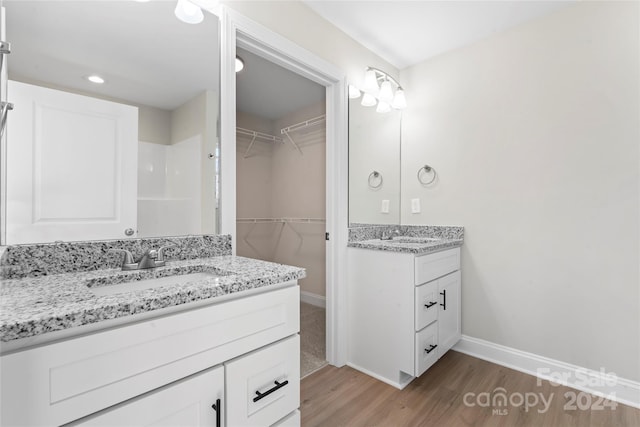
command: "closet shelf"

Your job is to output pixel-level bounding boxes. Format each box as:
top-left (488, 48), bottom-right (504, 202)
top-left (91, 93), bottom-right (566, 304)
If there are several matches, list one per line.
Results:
top-left (237, 127), bottom-right (284, 158)
top-left (280, 114), bottom-right (326, 155)
top-left (237, 217), bottom-right (325, 224)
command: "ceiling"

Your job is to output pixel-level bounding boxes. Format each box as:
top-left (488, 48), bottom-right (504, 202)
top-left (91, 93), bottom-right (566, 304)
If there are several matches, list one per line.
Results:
top-left (303, 0), bottom-right (574, 69)
top-left (5, 0), bottom-right (219, 111)
top-left (236, 47), bottom-right (325, 120)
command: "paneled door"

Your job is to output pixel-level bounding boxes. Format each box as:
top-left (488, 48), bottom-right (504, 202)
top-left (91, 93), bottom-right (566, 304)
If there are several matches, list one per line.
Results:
top-left (6, 80), bottom-right (138, 244)
top-left (71, 366), bottom-right (225, 426)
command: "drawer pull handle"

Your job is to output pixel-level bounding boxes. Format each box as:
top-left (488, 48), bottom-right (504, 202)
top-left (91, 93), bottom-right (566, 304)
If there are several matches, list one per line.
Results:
top-left (440, 289), bottom-right (447, 310)
top-left (211, 398), bottom-right (221, 427)
top-left (253, 379), bottom-right (289, 402)
top-left (424, 301), bottom-right (437, 309)
top-left (425, 344), bottom-right (438, 354)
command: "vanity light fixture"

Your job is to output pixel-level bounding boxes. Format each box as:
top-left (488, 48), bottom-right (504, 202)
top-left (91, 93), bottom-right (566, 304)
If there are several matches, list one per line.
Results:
top-left (361, 93), bottom-right (377, 107)
top-left (376, 100), bottom-right (391, 113)
top-left (235, 56), bottom-right (245, 73)
top-left (87, 75), bottom-right (105, 84)
top-left (348, 85), bottom-right (361, 99)
top-left (175, 0), bottom-right (204, 24)
top-left (354, 66), bottom-right (407, 112)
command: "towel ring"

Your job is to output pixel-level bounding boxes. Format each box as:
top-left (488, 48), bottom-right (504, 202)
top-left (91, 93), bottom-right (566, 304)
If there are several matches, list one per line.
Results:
top-left (368, 171), bottom-right (383, 189)
top-left (417, 165), bottom-right (437, 185)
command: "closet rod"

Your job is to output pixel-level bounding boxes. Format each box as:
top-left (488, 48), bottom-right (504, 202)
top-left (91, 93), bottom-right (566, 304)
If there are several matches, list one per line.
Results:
top-left (236, 127), bottom-right (284, 143)
top-left (280, 114), bottom-right (326, 134)
top-left (279, 115), bottom-right (326, 155)
top-left (236, 217), bottom-right (325, 224)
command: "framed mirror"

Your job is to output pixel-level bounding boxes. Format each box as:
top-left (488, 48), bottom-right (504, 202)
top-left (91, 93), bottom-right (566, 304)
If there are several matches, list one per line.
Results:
top-left (2, 0), bottom-right (220, 245)
top-left (348, 97), bottom-right (401, 225)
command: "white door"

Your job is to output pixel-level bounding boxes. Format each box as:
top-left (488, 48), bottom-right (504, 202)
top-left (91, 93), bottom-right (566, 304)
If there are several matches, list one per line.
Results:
top-left (6, 80), bottom-right (138, 244)
top-left (71, 366), bottom-right (225, 426)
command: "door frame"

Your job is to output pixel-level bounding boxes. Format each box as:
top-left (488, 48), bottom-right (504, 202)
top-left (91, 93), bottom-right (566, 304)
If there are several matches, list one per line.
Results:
top-left (217, 5), bottom-right (348, 367)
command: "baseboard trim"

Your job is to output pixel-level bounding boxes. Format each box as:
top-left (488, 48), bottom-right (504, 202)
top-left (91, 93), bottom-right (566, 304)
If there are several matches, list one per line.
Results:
top-left (453, 335), bottom-right (640, 409)
top-left (300, 291), bottom-right (326, 308)
top-left (346, 362), bottom-right (413, 390)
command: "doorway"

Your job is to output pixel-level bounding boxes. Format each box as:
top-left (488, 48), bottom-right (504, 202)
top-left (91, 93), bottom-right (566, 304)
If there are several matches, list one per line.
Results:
top-left (235, 47), bottom-right (328, 376)
top-left (218, 7), bottom-right (348, 367)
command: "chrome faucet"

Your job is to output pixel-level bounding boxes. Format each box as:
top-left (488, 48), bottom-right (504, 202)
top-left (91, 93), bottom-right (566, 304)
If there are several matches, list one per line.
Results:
top-left (380, 229), bottom-right (402, 240)
top-left (108, 245), bottom-right (175, 271)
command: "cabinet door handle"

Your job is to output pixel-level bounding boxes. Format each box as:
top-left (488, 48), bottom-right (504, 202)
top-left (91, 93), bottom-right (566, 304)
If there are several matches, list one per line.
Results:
top-left (211, 398), bottom-right (221, 427)
top-left (425, 344), bottom-right (438, 354)
top-left (440, 289), bottom-right (447, 310)
top-left (253, 379), bottom-right (289, 403)
top-left (424, 301), bottom-right (437, 309)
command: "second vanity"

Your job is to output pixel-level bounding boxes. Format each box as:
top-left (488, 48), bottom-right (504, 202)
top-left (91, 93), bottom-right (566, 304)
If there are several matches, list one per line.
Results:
top-left (347, 226), bottom-right (463, 389)
top-left (0, 235), bottom-right (305, 426)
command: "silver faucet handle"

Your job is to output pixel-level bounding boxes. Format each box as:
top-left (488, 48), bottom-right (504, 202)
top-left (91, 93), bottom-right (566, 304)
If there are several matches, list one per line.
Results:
top-left (156, 244), bottom-right (176, 262)
top-left (107, 249), bottom-right (135, 266)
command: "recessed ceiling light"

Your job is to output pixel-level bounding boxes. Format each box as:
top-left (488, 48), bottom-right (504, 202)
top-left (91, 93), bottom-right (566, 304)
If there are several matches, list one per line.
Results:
top-left (87, 75), bottom-right (105, 84)
top-left (235, 56), bottom-right (245, 73)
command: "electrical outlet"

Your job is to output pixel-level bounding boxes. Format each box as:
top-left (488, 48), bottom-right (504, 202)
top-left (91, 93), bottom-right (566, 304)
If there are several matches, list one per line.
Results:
top-left (411, 198), bottom-right (421, 214)
top-left (381, 199), bottom-right (390, 213)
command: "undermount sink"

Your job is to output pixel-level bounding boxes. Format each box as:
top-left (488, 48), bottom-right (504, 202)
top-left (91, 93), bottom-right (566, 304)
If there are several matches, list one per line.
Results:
top-left (87, 271), bottom-right (224, 297)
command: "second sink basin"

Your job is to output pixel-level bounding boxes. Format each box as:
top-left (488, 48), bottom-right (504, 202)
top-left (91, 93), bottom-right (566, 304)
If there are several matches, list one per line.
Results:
top-left (87, 270), bottom-right (225, 297)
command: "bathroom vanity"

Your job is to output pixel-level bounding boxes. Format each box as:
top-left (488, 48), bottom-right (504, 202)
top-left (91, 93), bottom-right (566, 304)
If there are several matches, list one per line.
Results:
top-left (0, 235), bottom-right (304, 426)
top-left (347, 226), bottom-right (463, 389)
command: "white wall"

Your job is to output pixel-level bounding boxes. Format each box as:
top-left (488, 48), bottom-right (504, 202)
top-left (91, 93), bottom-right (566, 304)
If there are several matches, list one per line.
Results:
top-left (400, 1), bottom-right (639, 381)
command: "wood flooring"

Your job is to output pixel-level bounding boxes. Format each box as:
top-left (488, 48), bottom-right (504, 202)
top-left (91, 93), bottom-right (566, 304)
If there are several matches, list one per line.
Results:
top-left (300, 351), bottom-right (640, 427)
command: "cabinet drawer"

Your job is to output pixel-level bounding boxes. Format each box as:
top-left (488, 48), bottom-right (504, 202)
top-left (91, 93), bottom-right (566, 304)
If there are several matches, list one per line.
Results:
top-left (415, 248), bottom-right (460, 285)
top-left (0, 285), bottom-right (299, 426)
top-left (226, 335), bottom-right (300, 427)
top-left (415, 281), bottom-right (439, 331)
top-left (415, 323), bottom-right (439, 377)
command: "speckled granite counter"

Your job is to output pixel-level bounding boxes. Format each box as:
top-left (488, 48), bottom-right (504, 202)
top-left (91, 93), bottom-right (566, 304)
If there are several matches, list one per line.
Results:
top-left (0, 255), bottom-right (305, 343)
top-left (348, 225), bottom-right (464, 255)
top-left (348, 237), bottom-right (463, 254)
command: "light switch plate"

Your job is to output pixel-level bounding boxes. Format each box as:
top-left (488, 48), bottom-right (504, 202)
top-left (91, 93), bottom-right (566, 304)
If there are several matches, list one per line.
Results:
top-left (381, 199), bottom-right (390, 214)
top-left (411, 198), bottom-right (421, 213)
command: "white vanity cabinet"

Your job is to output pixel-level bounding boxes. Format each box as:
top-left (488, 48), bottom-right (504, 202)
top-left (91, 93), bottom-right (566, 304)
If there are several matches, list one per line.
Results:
top-left (347, 247), bottom-right (461, 389)
top-left (0, 284), bottom-right (301, 426)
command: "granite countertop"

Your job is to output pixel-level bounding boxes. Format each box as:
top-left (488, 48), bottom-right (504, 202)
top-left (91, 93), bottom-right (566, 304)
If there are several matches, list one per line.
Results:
top-left (0, 256), bottom-right (305, 343)
top-left (348, 236), bottom-right (463, 254)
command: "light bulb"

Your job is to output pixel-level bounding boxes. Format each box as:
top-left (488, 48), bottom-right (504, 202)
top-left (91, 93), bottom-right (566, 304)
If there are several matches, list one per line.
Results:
top-left (391, 88), bottom-right (407, 110)
top-left (175, 0), bottom-right (204, 24)
top-left (235, 56), bottom-right (244, 72)
top-left (376, 101), bottom-right (391, 113)
top-left (363, 69), bottom-right (379, 94)
top-left (361, 93), bottom-right (377, 107)
top-left (378, 80), bottom-right (394, 104)
top-left (348, 85), bottom-right (361, 99)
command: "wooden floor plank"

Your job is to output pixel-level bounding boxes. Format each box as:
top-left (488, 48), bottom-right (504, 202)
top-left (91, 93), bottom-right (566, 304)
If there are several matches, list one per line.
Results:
top-left (301, 351), bottom-right (640, 426)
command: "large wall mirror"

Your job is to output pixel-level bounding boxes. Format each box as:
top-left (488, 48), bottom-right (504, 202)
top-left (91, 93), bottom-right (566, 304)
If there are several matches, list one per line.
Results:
top-left (348, 97), bottom-right (401, 225)
top-left (2, 0), bottom-right (220, 245)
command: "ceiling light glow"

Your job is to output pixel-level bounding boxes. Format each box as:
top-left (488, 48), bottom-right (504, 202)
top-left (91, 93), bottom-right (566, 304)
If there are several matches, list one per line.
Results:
top-left (175, 0), bottom-right (204, 24)
top-left (235, 56), bottom-right (244, 73)
top-left (87, 75), bottom-right (105, 84)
